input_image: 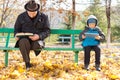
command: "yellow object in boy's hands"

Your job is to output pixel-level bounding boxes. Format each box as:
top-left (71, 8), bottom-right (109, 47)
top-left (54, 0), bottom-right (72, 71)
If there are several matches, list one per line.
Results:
top-left (95, 35), bottom-right (101, 40)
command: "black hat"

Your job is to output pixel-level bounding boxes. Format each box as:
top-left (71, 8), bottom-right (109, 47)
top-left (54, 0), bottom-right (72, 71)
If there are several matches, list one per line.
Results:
top-left (24, 0), bottom-right (40, 12)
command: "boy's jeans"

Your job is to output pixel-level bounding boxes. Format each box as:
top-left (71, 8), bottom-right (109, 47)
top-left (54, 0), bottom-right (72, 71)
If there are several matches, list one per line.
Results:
top-left (84, 46), bottom-right (101, 65)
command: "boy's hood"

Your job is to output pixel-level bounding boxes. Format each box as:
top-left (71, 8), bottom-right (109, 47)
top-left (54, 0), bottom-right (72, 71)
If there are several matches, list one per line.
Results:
top-left (87, 15), bottom-right (98, 26)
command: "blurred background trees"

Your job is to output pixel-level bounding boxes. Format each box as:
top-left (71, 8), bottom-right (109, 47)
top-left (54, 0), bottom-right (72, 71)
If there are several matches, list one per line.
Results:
top-left (0, 0), bottom-right (18, 27)
top-left (0, 0), bottom-right (28, 28)
top-left (0, 0), bottom-right (120, 45)
top-left (111, 1), bottom-right (120, 42)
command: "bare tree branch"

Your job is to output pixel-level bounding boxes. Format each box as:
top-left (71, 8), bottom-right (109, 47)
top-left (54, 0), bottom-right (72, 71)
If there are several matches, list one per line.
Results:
top-left (0, 0), bottom-right (18, 27)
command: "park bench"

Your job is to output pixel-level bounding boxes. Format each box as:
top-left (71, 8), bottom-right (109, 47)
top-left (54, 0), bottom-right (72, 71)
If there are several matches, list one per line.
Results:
top-left (0, 28), bottom-right (83, 67)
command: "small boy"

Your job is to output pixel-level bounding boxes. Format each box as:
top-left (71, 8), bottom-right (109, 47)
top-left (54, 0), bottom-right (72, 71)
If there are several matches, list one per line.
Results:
top-left (79, 15), bottom-right (105, 71)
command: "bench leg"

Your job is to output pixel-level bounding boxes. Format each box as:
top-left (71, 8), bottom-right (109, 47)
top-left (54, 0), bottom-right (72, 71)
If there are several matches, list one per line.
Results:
top-left (5, 51), bottom-right (8, 67)
top-left (74, 51), bottom-right (79, 64)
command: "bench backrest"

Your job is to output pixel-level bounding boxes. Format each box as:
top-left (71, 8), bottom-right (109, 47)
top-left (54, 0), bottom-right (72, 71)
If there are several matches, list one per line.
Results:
top-left (0, 28), bottom-right (14, 48)
top-left (0, 28), bottom-right (82, 51)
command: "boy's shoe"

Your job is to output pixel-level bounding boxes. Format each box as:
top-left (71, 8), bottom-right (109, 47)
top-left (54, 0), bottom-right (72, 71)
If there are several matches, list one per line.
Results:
top-left (95, 64), bottom-right (101, 71)
top-left (84, 64), bottom-right (89, 71)
top-left (25, 62), bottom-right (32, 70)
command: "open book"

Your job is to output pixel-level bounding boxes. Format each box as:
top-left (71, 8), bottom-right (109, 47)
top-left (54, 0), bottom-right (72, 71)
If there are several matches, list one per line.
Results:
top-left (85, 33), bottom-right (99, 38)
top-left (15, 33), bottom-right (34, 37)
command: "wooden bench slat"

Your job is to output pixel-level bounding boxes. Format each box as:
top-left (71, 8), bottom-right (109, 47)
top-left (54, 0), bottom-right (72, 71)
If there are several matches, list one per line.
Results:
top-left (0, 47), bottom-right (83, 51)
top-left (0, 28), bottom-right (14, 33)
top-left (0, 47), bottom-right (19, 50)
top-left (51, 29), bottom-right (82, 34)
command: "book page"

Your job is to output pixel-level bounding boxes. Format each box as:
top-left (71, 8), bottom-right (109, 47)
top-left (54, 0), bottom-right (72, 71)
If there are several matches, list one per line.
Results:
top-left (24, 33), bottom-right (34, 36)
top-left (16, 33), bottom-right (33, 37)
top-left (85, 33), bottom-right (99, 38)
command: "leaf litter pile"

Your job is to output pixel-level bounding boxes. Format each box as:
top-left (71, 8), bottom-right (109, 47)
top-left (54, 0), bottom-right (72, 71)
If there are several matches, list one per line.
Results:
top-left (0, 48), bottom-right (120, 80)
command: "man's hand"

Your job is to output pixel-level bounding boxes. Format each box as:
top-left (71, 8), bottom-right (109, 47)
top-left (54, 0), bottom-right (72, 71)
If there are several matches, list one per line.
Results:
top-left (95, 36), bottom-right (101, 40)
top-left (15, 37), bottom-right (19, 41)
top-left (29, 34), bottom-right (40, 41)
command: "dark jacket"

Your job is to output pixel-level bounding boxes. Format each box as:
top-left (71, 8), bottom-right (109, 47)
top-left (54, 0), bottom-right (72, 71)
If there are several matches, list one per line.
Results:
top-left (14, 11), bottom-right (50, 47)
top-left (79, 26), bottom-right (105, 47)
top-left (79, 15), bottom-right (105, 47)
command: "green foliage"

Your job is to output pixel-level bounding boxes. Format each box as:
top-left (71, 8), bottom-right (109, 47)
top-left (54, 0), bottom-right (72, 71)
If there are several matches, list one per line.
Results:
top-left (111, 4), bottom-right (120, 42)
top-left (76, 0), bottom-right (107, 35)
top-left (111, 25), bottom-right (120, 42)
top-left (75, 21), bottom-right (85, 30)
top-left (45, 34), bottom-right (59, 44)
top-left (86, 1), bottom-right (107, 34)
top-left (75, 16), bottom-right (86, 30)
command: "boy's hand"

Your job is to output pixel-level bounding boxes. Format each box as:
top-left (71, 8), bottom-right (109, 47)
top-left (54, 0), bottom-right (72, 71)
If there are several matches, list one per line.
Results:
top-left (82, 34), bottom-right (86, 39)
top-left (95, 36), bottom-right (101, 40)
top-left (29, 34), bottom-right (40, 41)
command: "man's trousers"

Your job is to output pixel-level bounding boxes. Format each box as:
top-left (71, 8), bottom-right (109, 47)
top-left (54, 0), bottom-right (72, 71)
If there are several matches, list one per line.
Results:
top-left (18, 38), bottom-right (41, 63)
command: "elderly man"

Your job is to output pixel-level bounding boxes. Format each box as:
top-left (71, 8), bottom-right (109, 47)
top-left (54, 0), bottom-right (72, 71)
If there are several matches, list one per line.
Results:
top-left (14, 0), bottom-right (50, 70)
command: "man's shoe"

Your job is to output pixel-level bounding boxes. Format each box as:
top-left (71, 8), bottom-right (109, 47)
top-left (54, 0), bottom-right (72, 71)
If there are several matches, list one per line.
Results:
top-left (84, 64), bottom-right (89, 71)
top-left (34, 50), bottom-right (41, 56)
top-left (95, 64), bottom-right (101, 71)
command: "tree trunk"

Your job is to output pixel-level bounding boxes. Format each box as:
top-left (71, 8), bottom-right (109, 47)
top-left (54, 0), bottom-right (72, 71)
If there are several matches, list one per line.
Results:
top-left (39, 0), bottom-right (43, 12)
top-left (72, 0), bottom-right (76, 29)
top-left (106, 0), bottom-right (111, 48)
top-left (70, 0), bottom-right (76, 47)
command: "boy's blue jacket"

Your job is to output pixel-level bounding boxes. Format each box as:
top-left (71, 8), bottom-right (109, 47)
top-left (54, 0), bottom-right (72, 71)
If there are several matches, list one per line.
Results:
top-left (79, 15), bottom-right (105, 47)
